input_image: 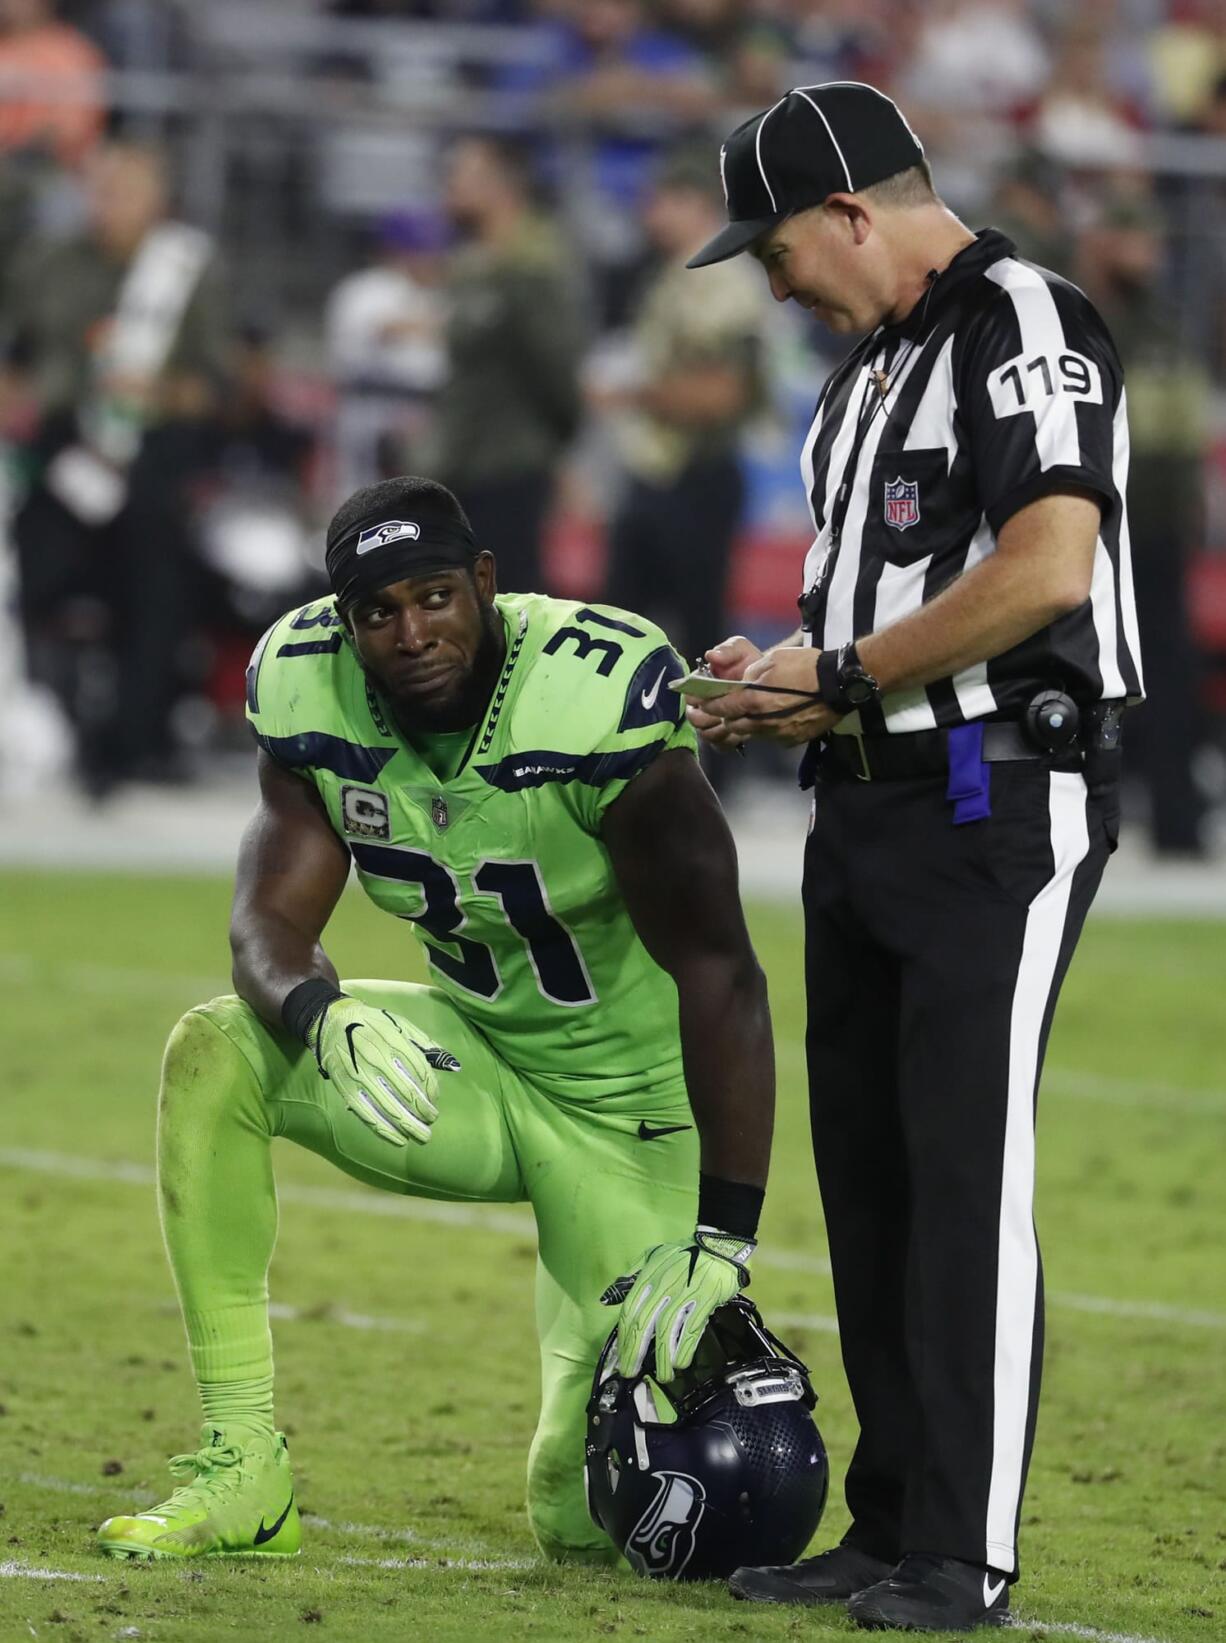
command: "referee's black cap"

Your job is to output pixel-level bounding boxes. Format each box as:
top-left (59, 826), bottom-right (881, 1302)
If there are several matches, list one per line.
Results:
top-left (687, 83), bottom-right (925, 269)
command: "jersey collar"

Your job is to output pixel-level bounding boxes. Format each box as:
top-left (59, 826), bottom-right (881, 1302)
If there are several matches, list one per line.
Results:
top-left (879, 226), bottom-right (1017, 342)
top-left (360, 601), bottom-right (529, 785)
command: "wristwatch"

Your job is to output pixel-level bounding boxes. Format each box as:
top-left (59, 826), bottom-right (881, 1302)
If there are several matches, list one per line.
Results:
top-left (816, 642), bottom-right (881, 715)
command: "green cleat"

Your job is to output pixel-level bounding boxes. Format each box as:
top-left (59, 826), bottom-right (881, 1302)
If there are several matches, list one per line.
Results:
top-left (96, 1425), bottom-right (300, 1560)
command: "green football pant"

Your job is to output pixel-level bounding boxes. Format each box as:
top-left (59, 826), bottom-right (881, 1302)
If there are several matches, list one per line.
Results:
top-left (156, 980), bottom-right (697, 1562)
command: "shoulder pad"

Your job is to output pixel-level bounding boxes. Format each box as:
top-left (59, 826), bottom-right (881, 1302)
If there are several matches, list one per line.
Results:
top-left (244, 598), bottom-right (348, 736)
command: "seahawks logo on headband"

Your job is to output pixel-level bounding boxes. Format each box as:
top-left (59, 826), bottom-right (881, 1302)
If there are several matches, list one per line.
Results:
top-left (355, 519), bottom-right (421, 555)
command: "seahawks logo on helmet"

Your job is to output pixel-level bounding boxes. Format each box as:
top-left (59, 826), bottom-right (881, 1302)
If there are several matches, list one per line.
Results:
top-left (625, 1471), bottom-right (706, 1579)
top-left (355, 519), bottom-right (421, 555)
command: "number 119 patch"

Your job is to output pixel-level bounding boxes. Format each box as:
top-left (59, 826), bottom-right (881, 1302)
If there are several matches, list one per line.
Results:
top-left (986, 349), bottom-right (1102, 418)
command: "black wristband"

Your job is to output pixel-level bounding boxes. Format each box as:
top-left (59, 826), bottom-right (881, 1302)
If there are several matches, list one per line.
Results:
top-left (281, 978), bottom-right (345, 1045)
top-left (816, 644), bottom-right (846, 711)
top-left (697, 1173), bottom-right (765, 1241)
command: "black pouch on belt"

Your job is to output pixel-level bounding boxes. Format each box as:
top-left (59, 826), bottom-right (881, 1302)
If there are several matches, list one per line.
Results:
top-left (1081, 702), bottom-right (1124, 792)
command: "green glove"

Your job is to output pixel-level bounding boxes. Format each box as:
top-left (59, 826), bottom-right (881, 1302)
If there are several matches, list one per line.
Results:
top-left (309, 996), bottom-right (458, 1147)
top-left (601, 1228), bottom-right (755, 1382)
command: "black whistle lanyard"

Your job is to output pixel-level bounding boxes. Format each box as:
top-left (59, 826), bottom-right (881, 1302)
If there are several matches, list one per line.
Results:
top-left (804, 272), bottom-right (941, 630)
top-left (827, 336), bottom-right (899, 551)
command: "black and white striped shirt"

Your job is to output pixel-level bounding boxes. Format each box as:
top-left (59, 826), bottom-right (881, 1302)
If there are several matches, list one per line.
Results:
top-left (800, 228), bottom-right (1144, 735)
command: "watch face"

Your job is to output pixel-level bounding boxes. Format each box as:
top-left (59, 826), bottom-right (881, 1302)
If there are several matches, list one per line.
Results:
top-left (844, 676), bottom-right (876, 706)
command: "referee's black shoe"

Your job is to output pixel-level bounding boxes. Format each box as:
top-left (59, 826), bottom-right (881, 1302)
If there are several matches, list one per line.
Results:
top-left (728, 1542), bottom-right (893, 1604)
top-left (847, 1553), bottom-right (1010, 1630)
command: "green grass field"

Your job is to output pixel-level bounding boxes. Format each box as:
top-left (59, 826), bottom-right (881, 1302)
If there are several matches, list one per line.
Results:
top-left (1, 871), bottom-right (1223, 1643)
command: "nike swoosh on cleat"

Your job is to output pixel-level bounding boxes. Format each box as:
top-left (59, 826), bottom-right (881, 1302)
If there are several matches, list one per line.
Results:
top-left (253, 1493), bottom-right (294, 1546)
top-left (637, 1121), bottom-right (692, 1141)
top-left (640, 668), bottom-right (667, 711)
top-left (983, 1575), bottom-right (1006, 1608)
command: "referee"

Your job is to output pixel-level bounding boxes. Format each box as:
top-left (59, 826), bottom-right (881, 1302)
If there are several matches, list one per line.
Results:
top-left (684, 85), bottom-right (1142, 1631)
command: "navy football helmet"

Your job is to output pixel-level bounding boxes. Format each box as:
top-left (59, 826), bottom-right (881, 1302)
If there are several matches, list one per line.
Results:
top-left (584, 1296), bottom-right (828, 1581)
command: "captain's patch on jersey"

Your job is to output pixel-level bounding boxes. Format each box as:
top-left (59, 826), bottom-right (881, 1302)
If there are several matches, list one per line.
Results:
top-left (341, 785), bottom-right (391, 839)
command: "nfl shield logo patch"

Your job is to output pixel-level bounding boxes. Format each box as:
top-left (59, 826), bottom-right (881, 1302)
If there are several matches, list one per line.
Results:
top-left (884, 476), bottom-right (920, 531)
top-left (431, 794), bottom-right (450, 831)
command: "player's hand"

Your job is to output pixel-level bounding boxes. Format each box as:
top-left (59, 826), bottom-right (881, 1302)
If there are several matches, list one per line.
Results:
top-left (601, 1229), bottom-right (755, 1382)
top-left (309, 997), bottom-right (459, 1147)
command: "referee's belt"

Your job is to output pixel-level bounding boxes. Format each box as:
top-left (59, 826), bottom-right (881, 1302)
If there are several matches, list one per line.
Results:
top-left (816, 720), bottom-right (1103, 784)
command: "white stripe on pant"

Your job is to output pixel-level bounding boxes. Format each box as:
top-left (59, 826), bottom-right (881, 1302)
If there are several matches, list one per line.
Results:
top-left (986, 771), bottom-right (1091, 1571)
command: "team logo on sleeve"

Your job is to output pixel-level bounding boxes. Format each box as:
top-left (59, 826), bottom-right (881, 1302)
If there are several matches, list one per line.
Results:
top-left (341, 785), bottom-right (391, 839)
top-left (883, 476), bottom-right (920, 531)
top-left (356, 519), bottom-right (420, 555)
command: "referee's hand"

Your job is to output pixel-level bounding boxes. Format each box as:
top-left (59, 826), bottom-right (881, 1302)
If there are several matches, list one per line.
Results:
top-left (683, 635), bottom-right (762, 751)
top-left (687, 642), bottom-right (841, 748)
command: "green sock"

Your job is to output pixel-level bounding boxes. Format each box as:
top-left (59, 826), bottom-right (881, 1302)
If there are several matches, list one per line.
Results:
top-left (157, 1008), bottom-right (280, 1445)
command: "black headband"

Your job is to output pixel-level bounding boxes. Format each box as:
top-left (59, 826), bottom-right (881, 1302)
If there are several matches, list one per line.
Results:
top-left (326, 514), bottom-right (479, 613)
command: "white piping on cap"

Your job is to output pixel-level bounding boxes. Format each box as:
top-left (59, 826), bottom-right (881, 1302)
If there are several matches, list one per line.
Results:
top-left (754, 96), bottom-right (788, 211)
top-left (791, 87), bottom-right (854, 192)
top-left (718, 142), bottom-right (729, 205)
top-left (799, 79), bottom-right (926, 158)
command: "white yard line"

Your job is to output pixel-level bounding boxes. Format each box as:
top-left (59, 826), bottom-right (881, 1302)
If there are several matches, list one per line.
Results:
top-left (3, 1147), bottom-right (1222, 1333)
top-left (19, 1471), bottom-right (143, 1500)
top-left (0, 1561), bottom-right (103, 1581)
top-left (770, 1311), bottom-right (841, 1334)
top-left (267, 1301), bottom-right (425, 1334)
top-left (1007, 1620), bottom-right (1171, 1643)
top-left (14, 1476), bottom-right (502, 1561)
top-left (339, 1554), bottom-right (536, 1571)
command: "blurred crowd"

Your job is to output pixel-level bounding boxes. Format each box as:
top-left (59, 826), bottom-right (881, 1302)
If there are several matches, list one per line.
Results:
top-left (1, 0), bottom-right (1225, 853)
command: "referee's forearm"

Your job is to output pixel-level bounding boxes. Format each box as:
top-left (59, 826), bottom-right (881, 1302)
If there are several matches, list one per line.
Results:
top-left (856, 504), bottom-right (1095, 695)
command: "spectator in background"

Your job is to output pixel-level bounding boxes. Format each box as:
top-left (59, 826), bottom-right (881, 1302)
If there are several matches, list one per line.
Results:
top-left (1076, 193), bottom-right (1209, 856)
top-left (6, 138), bottom-right (232, 792)
top-left (658, 0), bottom-right (787, 107)
top-left (194, 322), bottom-right (323, 640)
top-left (990, 148), bottom-right (1071, 277)
top-left (1031, 19), bottom-right (1144, 170)
top-left (324, 208), bottom-right (447, 500)
top-left (0, 0), bottom-right (105, 169)
top-left (901, 0), bottom-right (1049, 120)
top-left (499, 0), bottom-right (719, 323)
top-left (598, 148), bottom-right (765, 717)
top-left (430, 134), bottom-right (583, 594)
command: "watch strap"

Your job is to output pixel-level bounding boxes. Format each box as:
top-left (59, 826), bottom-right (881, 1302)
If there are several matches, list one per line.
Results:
top-left (816, 645), bottom-right (845, 710)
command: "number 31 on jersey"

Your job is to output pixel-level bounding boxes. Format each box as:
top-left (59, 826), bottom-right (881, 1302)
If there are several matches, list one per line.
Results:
top-left (986, 349), bottom-right (1103, 418)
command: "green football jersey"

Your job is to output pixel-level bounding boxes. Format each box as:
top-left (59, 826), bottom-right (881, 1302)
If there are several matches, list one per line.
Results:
top-left (245, 592), bottom-right (699, 1104)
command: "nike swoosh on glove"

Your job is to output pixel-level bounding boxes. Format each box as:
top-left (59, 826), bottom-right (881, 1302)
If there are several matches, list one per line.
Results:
top-left (310, 997), bottom-right (459, 1146)
top-left (601, 1228), bottom-right (754, 1382)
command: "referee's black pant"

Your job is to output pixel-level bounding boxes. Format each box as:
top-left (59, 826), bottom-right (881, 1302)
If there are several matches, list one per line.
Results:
top-left (803, 758), bottom-right (1117, 1578)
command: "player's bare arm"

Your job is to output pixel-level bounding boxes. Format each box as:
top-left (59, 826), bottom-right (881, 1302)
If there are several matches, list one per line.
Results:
top-left (230, 749), bottom-right (448, 1151)
top-left (601, 746), bottom-right (773, 1188)
top-left (599, 745), bottom-right (775, 1380)
top-left (229, 748), bottom-right (350, 1026)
